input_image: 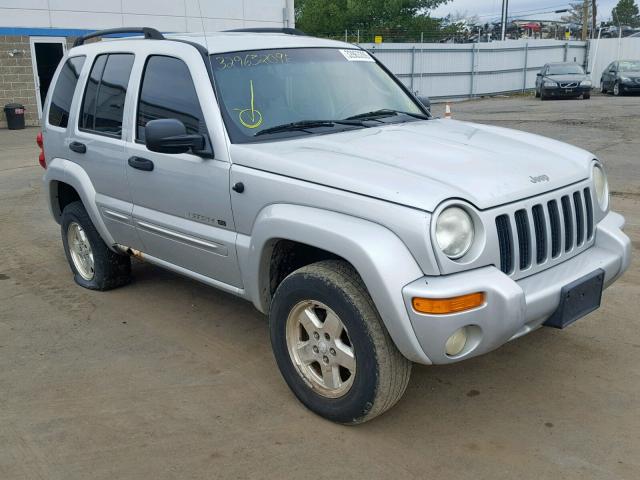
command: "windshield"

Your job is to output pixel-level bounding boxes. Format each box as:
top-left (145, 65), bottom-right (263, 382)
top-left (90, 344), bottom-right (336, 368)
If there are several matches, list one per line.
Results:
top-left (210, 48), bottom-right (425, 143)
top-left (547, 64), bottom-right (585, 75)
top-left (619, 61), bottom-right (640, 72)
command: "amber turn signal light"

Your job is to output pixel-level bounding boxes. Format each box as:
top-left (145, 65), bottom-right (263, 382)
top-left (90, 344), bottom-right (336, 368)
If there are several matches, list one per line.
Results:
top-left (412, 292), bottom-right (485, 315)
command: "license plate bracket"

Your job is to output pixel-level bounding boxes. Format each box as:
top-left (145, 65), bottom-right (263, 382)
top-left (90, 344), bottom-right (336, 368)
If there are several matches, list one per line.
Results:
top-left (544, 269), bottom-right (605, 329)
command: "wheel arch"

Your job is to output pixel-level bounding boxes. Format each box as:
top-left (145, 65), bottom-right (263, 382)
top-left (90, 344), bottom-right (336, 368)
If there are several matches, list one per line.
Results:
top-left (44, 158), bottom-right (116, 247)
top-left (238, 203), bottom-right (431, 364)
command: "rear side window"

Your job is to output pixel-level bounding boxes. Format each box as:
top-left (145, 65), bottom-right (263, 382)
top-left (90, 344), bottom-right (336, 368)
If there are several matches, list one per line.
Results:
top-left (79, 53), bottom-right (134, 137)
top-left (48, 56), bottom-right (86, 128)
top-left (137, 56), bottom-right (206, 142)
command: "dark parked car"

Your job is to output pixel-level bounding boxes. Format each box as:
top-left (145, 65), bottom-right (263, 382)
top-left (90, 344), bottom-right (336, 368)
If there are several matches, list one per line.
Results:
top-left (535, 63), bottom-right (592, 100)
top-left (601, 60), bottom-right (640, 96)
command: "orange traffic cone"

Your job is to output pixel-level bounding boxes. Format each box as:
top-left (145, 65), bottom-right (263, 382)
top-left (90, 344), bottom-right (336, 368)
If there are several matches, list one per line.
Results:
top-left (444, 102), bottom-right (452, 119)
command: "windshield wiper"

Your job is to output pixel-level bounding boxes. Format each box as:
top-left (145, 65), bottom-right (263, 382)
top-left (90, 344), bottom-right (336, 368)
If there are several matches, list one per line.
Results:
top-left (254, 119), bottom-right (365, 137)
top-left (345, 109), bottom-right (429, 122)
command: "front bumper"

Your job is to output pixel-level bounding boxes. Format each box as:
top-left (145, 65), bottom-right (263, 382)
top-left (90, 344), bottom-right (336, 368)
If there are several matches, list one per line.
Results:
top-left (544, 85), bottom-right (591, 97)
top-left (403, 211), bottom-right (631, 365)
top-left (620, 82), bottom-right (640, 93)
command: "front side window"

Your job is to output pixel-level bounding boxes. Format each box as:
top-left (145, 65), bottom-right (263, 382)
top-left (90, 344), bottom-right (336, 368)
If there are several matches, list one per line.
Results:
top-left (48, 56), bottom-right (86, 128)
top-left (137, 56), bottom-right (206, 142)
top-left (210, 48), bottom-right (424, 143)
top-left (79, 53), bottom-right (134, 137)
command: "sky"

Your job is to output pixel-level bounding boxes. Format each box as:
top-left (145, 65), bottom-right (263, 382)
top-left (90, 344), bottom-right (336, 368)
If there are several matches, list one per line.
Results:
top-left (430, 0), bottom-right (619, 23)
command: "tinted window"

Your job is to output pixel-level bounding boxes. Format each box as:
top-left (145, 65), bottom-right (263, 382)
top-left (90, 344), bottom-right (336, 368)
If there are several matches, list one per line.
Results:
top-left (137, 56), bottom-right (205, 141)
top-left (79, 53), bottom-right (134, 137)
top-left (48, 56), bottom-right (85, 128)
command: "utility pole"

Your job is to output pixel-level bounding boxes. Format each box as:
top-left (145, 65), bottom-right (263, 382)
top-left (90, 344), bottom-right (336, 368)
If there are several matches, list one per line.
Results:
top-left (581, 0), bottom-right (589, 41)
top-left (500, 0), bottom-right (509, 41)
top-left (592, 0), bottom-right (597, 39)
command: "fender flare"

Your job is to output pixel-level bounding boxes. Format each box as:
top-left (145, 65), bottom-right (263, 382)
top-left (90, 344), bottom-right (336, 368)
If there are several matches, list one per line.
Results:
top-left (44, 158), bottom-right (116, 247)
top-left (237, 204), bottom-right (432, 364)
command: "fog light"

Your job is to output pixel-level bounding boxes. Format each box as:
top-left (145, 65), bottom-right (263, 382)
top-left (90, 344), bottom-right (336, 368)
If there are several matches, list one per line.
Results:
top-left (445, 327), bottom-right (468, 356)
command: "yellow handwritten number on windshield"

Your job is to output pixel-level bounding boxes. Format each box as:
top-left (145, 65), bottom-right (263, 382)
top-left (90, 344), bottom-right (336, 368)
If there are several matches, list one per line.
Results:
top-left (234, 80), bottom-right (263, 129)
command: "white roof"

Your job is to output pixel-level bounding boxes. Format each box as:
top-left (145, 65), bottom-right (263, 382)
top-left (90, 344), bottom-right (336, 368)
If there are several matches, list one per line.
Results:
top-left (165, 32), bottom-right (353, 54)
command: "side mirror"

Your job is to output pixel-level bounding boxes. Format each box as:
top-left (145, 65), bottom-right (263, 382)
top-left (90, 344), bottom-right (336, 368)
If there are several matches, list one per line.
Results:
top-left (145, 118), bottom-right (206, 155)
top-left (417, 95), bottom-right (431, 112)
top-left (536, 72), bottom-right (542, 77)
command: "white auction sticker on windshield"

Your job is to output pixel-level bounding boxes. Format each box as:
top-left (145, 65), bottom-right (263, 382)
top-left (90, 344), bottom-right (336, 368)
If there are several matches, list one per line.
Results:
top-left (339, 49), bottom-right (374, 62)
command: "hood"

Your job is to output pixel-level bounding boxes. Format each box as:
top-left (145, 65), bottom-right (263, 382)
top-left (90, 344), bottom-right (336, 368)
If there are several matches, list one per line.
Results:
top-left (231, 119), bottom-right (593, 212)
top-left (619, 71), bottom-right (640, 78)
top-left (545, 74), bottom-right (588, 82)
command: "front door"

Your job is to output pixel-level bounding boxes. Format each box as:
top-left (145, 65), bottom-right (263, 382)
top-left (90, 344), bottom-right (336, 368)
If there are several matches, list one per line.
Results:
top-left (30, 37), bottom-right (66, 119)
top-left (126, 54), bottom-right (242, 288)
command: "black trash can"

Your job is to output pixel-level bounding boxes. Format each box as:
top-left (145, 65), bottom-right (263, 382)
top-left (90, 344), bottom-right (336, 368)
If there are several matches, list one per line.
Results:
top-left (4, 103), bottom-right (26, 130)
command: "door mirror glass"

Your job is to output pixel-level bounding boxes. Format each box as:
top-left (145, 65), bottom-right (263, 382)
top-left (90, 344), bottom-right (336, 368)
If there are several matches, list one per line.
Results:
top-left (536, 72), bottom-right (542, 76)
top-left (145, 119), bottom-right (206, 155)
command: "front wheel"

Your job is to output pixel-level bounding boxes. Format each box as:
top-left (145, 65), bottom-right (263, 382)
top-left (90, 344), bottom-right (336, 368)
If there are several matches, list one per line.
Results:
top-left (583, 92), bottom-right (591, 100)
top-left (269, 260), bottom-right (411, 424)
top-left (613, 82), bottom-right (621, 96)
top-left (61, 201), bottom-right (131, 290)
top-left (601, 80), bottom-right (607, 94)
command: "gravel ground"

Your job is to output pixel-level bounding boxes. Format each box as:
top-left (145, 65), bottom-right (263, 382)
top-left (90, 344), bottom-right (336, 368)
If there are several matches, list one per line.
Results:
top-left (1, 93), bottom-right (638, 480)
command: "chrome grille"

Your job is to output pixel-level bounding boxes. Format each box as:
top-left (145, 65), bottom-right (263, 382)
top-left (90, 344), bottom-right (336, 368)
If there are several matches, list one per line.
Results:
top-left (496, 187), bottom-right (594, 276)
top-left (559, 81), bottom-right (579, 88)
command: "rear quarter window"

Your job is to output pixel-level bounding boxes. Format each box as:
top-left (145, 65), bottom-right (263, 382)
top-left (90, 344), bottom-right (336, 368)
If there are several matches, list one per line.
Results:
top-left (48, 56), bottom-right (86, 128)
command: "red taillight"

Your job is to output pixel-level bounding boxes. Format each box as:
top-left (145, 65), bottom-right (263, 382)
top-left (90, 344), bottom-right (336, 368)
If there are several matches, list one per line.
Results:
top-left (36, 131), bottom-right (46, 169)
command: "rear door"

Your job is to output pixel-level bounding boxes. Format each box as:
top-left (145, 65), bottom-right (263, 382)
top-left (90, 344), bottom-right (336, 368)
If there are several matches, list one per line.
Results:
top-left (66, 52), bottom-right (141, 249)
top-left (125, 54), bottom-right (242, 288)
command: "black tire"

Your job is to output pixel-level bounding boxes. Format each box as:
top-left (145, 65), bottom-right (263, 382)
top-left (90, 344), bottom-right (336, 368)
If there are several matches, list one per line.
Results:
top-left (535, 88), bottom-right (540, 98)
top-left (600, 80), bottom-right (607, 94)
top-left (61, 201), bottom-right (131, 290)
top-left (540, 88), bottom-right (547, 100)
top-left (613, 81), bottom-right (621, 96)
top-left (583, 93), bottom-right (591, 100)
top-left (270, 260), bottom-right (411, 424)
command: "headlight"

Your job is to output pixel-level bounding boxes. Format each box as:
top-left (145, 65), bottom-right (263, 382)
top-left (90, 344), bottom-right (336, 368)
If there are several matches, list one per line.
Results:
top-left (581, 80), bottom-right (592, 86)
top-left (435, 207), bottom-right (475, 259)
top-left (593, 164), bottom-right (609, 211)
top-left (544, 80), bottom-right (557, 87)
top-left (620, 76), bottom-right (630, 82)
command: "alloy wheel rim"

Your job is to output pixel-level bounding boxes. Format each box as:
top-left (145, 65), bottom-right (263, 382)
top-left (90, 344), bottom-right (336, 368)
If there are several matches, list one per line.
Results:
top-left (285, 300), bottom-right (356, 398)
top-left (67, 222), bottom-right (95, 281)
top-left (614, 83), bottom-right (619, 95)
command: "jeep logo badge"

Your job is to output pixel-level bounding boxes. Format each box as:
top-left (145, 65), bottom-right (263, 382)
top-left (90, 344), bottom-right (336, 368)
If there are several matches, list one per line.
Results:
top-left (530, 174), bottom-right (550, 184)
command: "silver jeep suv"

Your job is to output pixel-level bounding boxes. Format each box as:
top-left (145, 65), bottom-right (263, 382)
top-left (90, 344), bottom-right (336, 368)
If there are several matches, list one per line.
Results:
top-left (40, 27), bottom-right (631, 424)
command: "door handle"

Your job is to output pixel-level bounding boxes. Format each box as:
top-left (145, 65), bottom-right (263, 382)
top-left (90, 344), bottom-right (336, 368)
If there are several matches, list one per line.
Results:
top-left (69, 141), bottom-right (86, 154)
top-left (128, 156), bottom-right (154, 172)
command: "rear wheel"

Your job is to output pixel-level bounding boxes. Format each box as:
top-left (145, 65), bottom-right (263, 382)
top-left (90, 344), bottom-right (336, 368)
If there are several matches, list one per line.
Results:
top-left (269, 260), bottom-right (411, 424)
top-left (61, 201), bottom-right (131, 290)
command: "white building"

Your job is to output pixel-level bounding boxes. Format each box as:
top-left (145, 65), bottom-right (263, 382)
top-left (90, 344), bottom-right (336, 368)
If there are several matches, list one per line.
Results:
top-left (0, 0), bottom-right (295, 127)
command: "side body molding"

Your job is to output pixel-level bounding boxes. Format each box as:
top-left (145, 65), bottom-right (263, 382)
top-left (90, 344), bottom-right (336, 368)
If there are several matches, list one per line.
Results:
top-left (44, 157), bottom-right (116, 247)
top-left (236, 204), bottom-right (432, 364)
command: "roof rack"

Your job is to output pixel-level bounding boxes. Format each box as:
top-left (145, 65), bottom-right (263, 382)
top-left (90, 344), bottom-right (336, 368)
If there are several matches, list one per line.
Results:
top-left (224, 27), bottom-right (307, 36)
top-left (73, 27), bottom-right (164, 47)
